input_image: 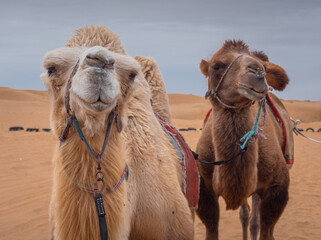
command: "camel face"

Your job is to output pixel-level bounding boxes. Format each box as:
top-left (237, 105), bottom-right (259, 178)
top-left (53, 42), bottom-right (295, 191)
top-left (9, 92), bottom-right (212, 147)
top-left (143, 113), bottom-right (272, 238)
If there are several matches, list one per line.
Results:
top-left (72, 46), bottom-right (120, 113)
top-left (201, 52), bottom-right (268, 106)
top-left (200, 40), bottom-right (289, 107)
top-left (42, 46), bottom-right (140, 112)
top-left (231, 54), bottom-right (269, 101)
top-left (42, 46), bottom-right (140, 135)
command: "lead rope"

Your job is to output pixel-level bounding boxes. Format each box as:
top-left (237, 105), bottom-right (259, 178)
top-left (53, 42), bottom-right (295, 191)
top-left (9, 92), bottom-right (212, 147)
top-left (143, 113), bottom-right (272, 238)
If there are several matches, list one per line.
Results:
top-left (60, 60), bottom-right (124, 240)
top-left (240, 98), bottom-right (266, 149)
top-left (194, 99), bottom-right (266, 165)
top-left (291, 118), bottom-right (321, 144)
top-left (59, 107), bottom-right (123, 240)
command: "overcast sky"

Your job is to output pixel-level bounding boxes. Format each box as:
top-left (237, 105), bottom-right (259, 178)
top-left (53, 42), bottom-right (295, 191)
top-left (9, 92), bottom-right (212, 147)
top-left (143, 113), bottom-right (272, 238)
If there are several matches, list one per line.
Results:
top-left (1, 0), bottom-right (320, 100)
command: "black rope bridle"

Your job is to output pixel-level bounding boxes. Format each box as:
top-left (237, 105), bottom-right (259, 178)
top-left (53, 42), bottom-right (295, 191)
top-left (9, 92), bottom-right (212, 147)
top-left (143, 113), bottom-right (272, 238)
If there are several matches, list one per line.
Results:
top-left (205, 54), bottom-right (266, 109)
top-left (192, 146), bottom-right (248, 166)
top-left (59, 60), bottom-right (124, 240)
top-left (195, 54), bottom-right (267, 165)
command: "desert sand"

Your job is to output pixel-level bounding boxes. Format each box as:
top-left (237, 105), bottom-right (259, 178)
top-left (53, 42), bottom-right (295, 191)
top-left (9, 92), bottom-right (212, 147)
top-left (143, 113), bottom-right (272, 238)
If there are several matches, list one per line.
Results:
top-left (0, 86), bottom-right (321, 239)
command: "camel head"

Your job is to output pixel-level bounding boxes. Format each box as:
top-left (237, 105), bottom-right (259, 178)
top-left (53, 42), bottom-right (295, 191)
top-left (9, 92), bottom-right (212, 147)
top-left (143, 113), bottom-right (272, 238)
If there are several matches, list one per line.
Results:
top-left (41, 46), bottom-right (141, 136)
top-left (200, 40), bottom-right (289, 108)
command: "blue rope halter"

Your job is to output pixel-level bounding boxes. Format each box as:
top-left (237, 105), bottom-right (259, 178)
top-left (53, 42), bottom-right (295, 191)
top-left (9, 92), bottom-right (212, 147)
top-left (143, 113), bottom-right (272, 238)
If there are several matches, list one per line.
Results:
top-left (240, 99), bottom-right (265, 149)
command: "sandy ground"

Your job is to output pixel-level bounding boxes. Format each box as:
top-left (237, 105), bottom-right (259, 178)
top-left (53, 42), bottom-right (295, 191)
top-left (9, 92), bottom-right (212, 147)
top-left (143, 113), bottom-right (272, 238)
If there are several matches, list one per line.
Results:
top-left (0, 87), bottom-right (321, 239)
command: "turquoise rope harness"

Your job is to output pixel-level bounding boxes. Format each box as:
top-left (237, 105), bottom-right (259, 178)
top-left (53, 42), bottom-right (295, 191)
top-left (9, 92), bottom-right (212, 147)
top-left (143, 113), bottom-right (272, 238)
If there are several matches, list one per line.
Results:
top-left (240, 99), bottom-right (265, 149)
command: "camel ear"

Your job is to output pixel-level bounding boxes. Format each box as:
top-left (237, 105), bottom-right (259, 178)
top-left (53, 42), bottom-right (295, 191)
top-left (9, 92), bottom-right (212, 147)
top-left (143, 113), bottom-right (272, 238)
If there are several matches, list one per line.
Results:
top-left (200, 59), bottom-right (209, 77)
top-left (265, 62), bottom-right (290, 91)
top-left (41, 47), bottom-right (81, 98)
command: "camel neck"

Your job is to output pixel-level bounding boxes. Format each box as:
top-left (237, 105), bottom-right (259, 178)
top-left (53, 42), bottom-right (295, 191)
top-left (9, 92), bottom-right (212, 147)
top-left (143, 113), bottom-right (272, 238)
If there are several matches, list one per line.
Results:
top-left (212, 107), bottom-right (257, 171)
top-left (59, 121), bottom-right (125, 191)
top-left (211, 105), bottom-right (258, 209)
top-left (212, 106), bottom-right (255, 157)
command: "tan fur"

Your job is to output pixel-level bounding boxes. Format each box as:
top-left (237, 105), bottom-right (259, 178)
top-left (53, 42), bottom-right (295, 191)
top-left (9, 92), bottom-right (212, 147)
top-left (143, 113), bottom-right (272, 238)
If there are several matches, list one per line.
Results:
top-left (66, 25), bottom-right (127, 55)
top-left (196, 40), bottom-right (290, 240)
top-left (44, 26), bottom-right (193, 239)
top-left (134, 56), bottom-right (172, 122)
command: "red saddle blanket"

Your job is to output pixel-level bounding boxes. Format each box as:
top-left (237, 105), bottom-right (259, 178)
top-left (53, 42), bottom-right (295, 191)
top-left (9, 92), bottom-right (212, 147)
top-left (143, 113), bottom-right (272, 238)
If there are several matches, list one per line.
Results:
top-left (203, 93), bottom-right (294, 168)
top-left (266, 93), bottom-right (294, 167)
top-left (156, 114), bottom-right (200, 208)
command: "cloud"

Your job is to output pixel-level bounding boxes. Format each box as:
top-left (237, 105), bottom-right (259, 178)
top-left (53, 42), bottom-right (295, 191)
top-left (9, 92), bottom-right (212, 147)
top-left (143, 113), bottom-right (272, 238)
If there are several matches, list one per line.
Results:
top-left (0, 0), bottom-right (320, 100)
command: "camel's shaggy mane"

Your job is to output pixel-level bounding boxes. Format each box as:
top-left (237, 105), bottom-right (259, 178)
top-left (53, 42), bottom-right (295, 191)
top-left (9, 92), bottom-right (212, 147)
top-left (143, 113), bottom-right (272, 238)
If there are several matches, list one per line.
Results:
top-left (252, 50), bottom-right (269, 62)
top-left (66, 25), bottom-right (127, 55)
top-left (222, 39), bottom-right (249, 52)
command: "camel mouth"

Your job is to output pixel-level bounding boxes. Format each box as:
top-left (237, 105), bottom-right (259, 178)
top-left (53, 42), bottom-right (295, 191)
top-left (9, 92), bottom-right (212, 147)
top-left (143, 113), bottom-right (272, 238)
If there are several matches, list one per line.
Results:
top-left (75, 94), bottom-right (118, 112)
top-left (82, 96), bottom-right (112, 105)
top-left (237, 83), bottom-right (267, 101)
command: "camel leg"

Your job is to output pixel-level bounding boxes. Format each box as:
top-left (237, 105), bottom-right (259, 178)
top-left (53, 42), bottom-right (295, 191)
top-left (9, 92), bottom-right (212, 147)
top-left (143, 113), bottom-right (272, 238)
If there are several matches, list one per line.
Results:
top-left (239, 200), bottom-right (250, 240)
top-left (249, 194), bottom-right (260, 240)
top-left (259, 186), bottom-right (288, 240)
top-left (196, 176), bottom-right (219, 240)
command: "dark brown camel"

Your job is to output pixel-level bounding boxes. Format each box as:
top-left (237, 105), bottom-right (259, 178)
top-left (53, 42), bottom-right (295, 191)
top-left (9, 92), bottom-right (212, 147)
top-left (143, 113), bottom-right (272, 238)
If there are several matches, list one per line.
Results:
top-left (196, 40), bottom-right (291, 240)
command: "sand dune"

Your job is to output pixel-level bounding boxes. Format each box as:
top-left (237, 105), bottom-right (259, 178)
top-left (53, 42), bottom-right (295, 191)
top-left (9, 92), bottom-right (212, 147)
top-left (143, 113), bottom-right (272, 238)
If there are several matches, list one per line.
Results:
top-left (0, 87), bottom-right (320, 239)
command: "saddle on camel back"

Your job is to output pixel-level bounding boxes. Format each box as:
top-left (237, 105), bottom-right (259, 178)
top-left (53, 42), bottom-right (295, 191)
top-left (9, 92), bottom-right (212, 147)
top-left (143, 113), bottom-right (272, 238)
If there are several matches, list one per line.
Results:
top-left (203, 92), bottom-right (294, 168)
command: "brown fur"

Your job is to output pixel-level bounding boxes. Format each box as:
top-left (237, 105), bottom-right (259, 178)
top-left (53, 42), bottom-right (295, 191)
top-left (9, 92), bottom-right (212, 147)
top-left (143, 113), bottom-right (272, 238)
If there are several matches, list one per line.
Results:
top-left (196, 40), bottom-right (290, 240)
top-left (264, 62), bottom-right (290, 91)
top-left (44, 26), bottom-right (193, 240)
top-left (201, 39), bottom-right (289, 92)
top-left (222, 39), bottom-right (249, 52)
top-left (251, 50), bottom-right (269, 62)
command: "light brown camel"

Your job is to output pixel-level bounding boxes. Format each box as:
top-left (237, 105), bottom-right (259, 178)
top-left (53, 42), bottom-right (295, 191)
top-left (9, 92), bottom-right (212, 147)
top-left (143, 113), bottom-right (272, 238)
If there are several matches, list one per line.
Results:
top-left (195, 40), bottom-right (291, 240)
top-left (42, 26), bottom-right (194, 239)
top-left (134, 55), bottom-right (172, 123)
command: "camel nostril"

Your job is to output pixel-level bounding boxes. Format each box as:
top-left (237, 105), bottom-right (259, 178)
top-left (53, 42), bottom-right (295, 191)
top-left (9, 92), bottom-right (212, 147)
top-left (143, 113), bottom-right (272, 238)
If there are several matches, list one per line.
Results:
top-left (257, 68), bottom-right (262, 74)
top-left (248, 65), bottom-right (266, 79)
top-left (85, 53), bottom-right (112, 69)
top-left (256, 69), bottom-right (266, 79)
top-left (105, 60), bottom-right (115, 69)
top-left (86, 55), bottom-right (99, 61)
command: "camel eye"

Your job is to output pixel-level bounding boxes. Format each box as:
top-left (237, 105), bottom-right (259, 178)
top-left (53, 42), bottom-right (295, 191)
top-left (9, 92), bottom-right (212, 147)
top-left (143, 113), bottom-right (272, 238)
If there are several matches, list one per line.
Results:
top-left (213, 65), bottom-right (220, 71)
top-left (128, 72), bottom-right (137, 81)
top-left (212, 62), bottom-right (225, 73)
top-left (47, 66), bottom-right (57, 76)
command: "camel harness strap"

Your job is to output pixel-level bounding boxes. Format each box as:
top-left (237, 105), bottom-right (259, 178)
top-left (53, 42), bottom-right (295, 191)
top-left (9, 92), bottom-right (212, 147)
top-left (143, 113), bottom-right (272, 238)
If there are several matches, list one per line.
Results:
top-left (59, 60), bottom-right (126, 240)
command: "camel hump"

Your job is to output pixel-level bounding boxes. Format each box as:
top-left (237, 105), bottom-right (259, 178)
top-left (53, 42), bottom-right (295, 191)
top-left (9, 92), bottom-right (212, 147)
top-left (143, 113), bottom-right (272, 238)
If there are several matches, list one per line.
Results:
top-left (266, 93), bottom-right (294, 168)
top-left (134, 56), bottom-right (172, 123)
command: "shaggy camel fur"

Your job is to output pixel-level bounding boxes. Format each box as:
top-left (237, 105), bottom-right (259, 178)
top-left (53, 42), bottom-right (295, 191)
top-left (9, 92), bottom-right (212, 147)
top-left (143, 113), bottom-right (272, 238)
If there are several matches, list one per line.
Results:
top-left (196, 40), bottom-right (290, 240)
top-left (134, 56), bottom-right (172, 123)
top-left (42, 26), bottom-right (193, 240)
